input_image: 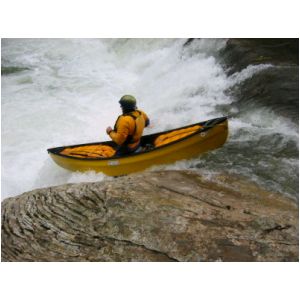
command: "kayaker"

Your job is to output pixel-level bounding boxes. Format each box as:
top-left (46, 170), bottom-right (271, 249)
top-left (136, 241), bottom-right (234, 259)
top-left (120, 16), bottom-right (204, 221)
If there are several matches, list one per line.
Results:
top-left (106, 95), bottom-right (150, 156)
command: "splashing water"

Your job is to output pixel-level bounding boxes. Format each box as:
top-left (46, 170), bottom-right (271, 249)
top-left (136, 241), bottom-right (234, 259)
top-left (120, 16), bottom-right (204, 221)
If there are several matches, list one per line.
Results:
top-left (1, 38), bottom-right (298, 201)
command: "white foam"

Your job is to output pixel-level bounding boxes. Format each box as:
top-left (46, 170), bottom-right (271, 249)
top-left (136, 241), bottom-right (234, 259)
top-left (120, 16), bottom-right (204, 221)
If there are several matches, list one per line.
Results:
top-left (1, 39), bottom-right (298, 199)
top-left (228, 64), bottom-right (273, 86)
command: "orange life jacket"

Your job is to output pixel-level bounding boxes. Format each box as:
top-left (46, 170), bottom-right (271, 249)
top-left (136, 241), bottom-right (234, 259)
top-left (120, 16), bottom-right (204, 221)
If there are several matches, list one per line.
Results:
top-left (109, 109), bottom-right (149, 149)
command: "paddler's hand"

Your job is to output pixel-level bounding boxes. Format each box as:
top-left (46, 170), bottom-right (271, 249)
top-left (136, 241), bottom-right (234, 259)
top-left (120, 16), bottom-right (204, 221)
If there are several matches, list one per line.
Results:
top-left (106, 126), bottom-right (113, 135)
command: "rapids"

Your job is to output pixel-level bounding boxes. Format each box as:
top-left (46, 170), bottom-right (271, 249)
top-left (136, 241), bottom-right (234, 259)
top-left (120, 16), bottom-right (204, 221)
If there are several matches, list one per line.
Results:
top-left (1, 38), bottom-right (298, 201)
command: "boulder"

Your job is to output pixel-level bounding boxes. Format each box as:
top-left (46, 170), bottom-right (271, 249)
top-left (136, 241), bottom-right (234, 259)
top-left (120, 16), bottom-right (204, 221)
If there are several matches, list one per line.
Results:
top-left (1, 170), bottom-right (298, 261)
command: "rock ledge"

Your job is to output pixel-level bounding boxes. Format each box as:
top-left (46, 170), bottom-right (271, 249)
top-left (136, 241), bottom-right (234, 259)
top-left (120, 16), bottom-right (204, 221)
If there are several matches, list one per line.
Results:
top-left (1, 171), bottom-right (298, 261)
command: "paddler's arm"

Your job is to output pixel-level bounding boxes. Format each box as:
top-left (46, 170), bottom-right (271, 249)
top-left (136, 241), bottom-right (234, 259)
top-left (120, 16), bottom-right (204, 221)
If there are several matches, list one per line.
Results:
top-left (141, 111), bottom-right (150, 127)
top-left (106, 117), bottom-right (131, 145)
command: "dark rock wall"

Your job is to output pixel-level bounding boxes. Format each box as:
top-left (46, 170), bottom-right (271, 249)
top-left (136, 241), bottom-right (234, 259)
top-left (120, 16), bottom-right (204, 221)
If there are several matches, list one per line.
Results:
top-left (219, 38), bottom-right (298, 75)
top-left (219, 38), bottom-right (299, 123)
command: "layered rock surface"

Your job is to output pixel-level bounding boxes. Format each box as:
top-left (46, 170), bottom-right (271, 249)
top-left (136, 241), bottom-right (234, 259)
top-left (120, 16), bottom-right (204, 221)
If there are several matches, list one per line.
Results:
top-left (2, 170), bottom-right (298, 262)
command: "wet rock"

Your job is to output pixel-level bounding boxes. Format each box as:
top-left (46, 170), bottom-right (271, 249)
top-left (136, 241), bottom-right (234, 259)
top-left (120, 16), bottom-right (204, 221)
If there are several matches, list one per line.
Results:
top-left (229, 65), bottom-right (299, 122)
top-left (219, 38), bottom-right (299, 123)
top-left (183, 38), bottom-right (195, 47)
top-left (1, 170), bottom-right (298, 262)
top-left (219, 38), bottom-right (298, 75)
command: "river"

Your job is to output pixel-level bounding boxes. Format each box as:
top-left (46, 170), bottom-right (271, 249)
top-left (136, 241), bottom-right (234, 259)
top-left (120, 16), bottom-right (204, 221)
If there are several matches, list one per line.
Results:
top-left (1, 38), bottom-right (298, 201)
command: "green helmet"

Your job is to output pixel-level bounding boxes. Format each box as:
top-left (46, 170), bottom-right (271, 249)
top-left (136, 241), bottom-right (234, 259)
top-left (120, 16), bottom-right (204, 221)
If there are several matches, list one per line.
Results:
top-left (119, 95), bottom-right (137, 110)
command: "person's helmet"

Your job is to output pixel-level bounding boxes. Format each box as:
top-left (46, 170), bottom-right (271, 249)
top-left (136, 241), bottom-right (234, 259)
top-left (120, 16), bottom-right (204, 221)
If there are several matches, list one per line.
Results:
top-left (119, 95), bottom-right (137, 110)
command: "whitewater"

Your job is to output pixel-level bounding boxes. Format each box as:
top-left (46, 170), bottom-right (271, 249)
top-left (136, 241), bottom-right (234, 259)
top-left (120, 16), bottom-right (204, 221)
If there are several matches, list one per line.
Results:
top-left (1, 38), bottom-right (298, 201)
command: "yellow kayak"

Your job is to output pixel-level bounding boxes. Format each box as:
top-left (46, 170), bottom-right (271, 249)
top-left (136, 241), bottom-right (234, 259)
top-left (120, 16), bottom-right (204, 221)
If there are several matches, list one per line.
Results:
top-left (47, 117), bottom-right (228, 176)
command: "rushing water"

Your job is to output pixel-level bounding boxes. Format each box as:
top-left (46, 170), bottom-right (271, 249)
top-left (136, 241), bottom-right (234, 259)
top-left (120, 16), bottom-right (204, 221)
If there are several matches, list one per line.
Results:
top-left (1, 38), bottom-right (298, 201)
